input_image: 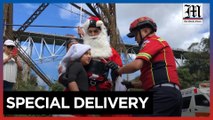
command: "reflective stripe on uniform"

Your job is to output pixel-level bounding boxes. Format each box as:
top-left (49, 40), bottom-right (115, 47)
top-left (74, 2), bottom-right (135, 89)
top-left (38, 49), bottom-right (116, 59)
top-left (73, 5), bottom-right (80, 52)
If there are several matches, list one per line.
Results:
top-left (137, 52), bottom-right (152, 60)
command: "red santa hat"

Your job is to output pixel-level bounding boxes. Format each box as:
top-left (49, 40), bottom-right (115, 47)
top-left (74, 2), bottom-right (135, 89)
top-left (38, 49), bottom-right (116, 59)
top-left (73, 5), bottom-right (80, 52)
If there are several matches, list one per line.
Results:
top-left (88, 16), bottom-right (104, 28)
top-left (82, 16), bottom-right (104, 31)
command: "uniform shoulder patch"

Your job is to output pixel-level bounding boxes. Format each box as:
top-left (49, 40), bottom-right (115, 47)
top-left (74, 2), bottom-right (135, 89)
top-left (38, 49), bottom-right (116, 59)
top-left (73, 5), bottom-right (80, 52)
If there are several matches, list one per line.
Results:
top-left (141, 40), bottom-right (150, 49)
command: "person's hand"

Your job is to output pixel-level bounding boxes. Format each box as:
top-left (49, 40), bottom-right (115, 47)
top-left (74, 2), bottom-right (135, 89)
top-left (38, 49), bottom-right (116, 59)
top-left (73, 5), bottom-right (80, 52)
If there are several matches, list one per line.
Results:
top-left (5, 53), bottom-right (12, 63)
top-left (106, 61), bottom-right (119, 72)
top-left (78, 26), bottom-right (84, 37)
top-left (8, 52), bottom-right (13, 59)
top-left (106, 61), bottom-right (120, 81)
top-left (12, 53), bottom-right (18, 61)
top-left (121, 80), bottom-right (134, 89)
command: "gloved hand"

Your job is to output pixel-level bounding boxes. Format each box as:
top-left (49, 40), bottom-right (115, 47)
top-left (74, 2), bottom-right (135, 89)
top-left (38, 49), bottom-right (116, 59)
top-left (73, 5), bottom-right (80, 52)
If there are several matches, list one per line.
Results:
top-left (111, 71), bottom-right (120, 81)
top-left (106, 61), bottom-right (119, 81)
top-left (121, 80), bottom-right (134, 89)
top-left (106, 61), bottom-right (119, 72)
top-left (103, 64), bottom-right (110, 78)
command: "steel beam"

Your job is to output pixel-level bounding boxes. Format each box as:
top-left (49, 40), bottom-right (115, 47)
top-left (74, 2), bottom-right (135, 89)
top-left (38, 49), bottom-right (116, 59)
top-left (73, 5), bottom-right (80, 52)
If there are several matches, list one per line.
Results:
top-left (17, 3), bottom-right (49, 32)
top-left (86, 3), bottom-right (101, 18)
top-left (70, 3), bottom-right (95, 17)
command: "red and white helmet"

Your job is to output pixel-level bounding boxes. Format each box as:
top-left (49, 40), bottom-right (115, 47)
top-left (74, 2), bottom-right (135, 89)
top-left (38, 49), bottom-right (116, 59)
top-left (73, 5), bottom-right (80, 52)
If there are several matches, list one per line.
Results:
top-left (127, 16), bottom-right (157, 38)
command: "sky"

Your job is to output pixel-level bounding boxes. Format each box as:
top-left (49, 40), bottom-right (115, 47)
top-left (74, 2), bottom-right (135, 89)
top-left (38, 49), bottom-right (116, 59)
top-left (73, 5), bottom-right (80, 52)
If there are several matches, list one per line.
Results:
top-left (13, 3), bottom-right (210, 50)
top-left (12, 3), bottom-right (210, 88)
top-left (116, 4), bottom-right (210, 49)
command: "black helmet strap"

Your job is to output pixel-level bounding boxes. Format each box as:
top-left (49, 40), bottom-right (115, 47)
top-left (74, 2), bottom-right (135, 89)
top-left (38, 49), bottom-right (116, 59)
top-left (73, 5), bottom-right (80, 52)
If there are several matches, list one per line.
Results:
top-left (138, 29), bottom-right (154, 48)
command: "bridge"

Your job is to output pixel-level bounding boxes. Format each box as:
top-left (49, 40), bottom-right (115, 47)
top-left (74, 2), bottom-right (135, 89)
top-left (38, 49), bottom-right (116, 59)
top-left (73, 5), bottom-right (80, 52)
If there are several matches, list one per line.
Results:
top-left (14, 30), bottom-right (189, 60)
top-left (4, 3), bottom-right (189, 88)
top-left (12, 30), bottom-right (188, 87)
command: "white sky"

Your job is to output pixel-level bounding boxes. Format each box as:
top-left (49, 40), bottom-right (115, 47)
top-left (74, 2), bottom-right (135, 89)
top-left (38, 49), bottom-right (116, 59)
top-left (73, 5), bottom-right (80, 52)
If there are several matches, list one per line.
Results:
top-left (116, 3), bottom-right (210, 50)
top-left (20, 3), bottom-right (210, 50)
top-left (17, 3), bottom-right (210, 81)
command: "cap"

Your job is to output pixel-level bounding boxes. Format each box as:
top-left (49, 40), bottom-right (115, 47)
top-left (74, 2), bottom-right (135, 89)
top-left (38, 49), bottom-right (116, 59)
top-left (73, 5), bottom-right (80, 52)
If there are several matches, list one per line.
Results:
top-left (4, 39), bottom-right (16, 46)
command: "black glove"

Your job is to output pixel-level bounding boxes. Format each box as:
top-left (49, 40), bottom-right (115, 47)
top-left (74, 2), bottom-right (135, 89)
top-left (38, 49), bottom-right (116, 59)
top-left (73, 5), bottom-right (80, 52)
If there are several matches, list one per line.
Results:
top-left (121, 81), bottom-right (134, 89)
top-left (111, 71), bottom-right (120, 81)
top-left (106, 61), bottom-right (119, 81)
top-left (106, 61), bottom-right (119, 72)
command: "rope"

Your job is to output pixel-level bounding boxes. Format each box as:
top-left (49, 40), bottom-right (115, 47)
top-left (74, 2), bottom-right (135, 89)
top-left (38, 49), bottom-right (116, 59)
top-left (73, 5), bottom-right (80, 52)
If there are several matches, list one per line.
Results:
top-left (79, 4), bottom-right (83, 26)
top-left (53, 4), bottom-right (88, 18)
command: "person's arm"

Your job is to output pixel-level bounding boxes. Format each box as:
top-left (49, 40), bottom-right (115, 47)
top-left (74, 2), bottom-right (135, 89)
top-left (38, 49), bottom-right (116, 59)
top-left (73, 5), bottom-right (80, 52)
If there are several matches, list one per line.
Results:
top-left (118, 59), bottom-right (143, 74)
top-left (77, 26), bottom-right (84, 38)
top-left (68, 81), bottom-right (79, 91)
top-left (3, 55), bottom-right (12, 64)
top-left (63, 62), bottom-right (81, 90)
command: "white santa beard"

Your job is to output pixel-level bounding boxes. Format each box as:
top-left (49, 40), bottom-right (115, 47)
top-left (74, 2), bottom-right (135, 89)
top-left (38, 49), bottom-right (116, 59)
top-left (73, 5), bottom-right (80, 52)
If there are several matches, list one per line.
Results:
top-left (83, 32), bottom-right (112, 58)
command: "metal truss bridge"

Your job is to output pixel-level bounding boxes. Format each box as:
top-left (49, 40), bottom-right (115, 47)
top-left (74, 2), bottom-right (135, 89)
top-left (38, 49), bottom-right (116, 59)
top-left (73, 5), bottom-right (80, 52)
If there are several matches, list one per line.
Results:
top-left (4, 3), bottom-right (189, 88)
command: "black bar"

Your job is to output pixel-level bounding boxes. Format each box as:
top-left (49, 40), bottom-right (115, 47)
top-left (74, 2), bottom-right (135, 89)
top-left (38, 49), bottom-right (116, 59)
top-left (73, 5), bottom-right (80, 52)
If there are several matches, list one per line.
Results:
top-left (4, 91), bottom-right (153, 115)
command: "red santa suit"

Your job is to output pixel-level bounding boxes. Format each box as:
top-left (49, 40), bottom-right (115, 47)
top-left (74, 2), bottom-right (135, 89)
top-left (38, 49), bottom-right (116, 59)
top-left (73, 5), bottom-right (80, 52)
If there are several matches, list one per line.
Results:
top-left (82, 17), bottom-right (125, 91)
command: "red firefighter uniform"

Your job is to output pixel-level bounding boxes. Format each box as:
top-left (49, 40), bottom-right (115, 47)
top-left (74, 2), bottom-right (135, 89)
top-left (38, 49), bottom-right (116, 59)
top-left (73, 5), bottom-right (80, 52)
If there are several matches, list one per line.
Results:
top-left (136, 34), bottom-right (180, 91)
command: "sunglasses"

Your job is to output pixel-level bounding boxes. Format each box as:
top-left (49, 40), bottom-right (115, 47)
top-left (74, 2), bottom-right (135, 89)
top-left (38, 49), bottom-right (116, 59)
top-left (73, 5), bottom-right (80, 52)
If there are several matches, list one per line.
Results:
top-left (7, 46), bottom-right (15, 49)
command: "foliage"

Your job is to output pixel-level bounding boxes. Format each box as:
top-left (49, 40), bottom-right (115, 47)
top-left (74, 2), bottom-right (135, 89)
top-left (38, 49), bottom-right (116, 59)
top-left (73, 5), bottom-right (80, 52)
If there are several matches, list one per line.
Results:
top-left (14, 73), bottom-right (46, 91)
top-left (50, 81), bottom-right (65, 91)
top-left (178, 36), bottom-right (210, 89)
top-left (177, 67), bottom-right (193, 88)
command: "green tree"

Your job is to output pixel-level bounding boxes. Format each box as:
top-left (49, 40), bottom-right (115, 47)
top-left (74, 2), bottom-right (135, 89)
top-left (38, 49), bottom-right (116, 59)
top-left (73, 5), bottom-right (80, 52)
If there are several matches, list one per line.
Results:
top-left (177, 67), bottom-right (193, 88)
top-left (178, 36), bottom-right (210, 88)
top-left (50, 81), bottom-right (65, 91)
top-left (14, 73), bottom-right (46, 91)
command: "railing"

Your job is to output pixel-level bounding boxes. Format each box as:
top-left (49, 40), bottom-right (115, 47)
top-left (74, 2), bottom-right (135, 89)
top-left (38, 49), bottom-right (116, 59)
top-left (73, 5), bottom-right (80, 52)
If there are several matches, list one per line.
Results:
top-left (15, 40), bottom-right (53, 87)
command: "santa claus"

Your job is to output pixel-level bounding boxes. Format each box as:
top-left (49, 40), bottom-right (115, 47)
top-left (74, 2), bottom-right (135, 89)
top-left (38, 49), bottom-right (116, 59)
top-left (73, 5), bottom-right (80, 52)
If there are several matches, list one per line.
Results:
top-left (78, 16), bottom-right (126, 91)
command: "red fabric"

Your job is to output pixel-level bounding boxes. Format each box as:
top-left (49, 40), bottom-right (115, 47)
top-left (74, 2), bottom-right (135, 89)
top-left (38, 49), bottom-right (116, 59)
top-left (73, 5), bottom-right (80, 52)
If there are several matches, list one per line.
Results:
top-left (88, 81), bottom-right (112, 91)
top-left (98, 81), bottom-right (112, 90)
top-left (109, 47), bottom-right (123, 67)
top-left (136, 35), bottom-right (180, 91)
top-left (88, 47), bottom-right (122, 91)
top-left (89, 86), bottom-right (96, 91)
top-left (89, 16), bottom-right (100, 21)
top-left (87, 72), bottom-right (112, 91)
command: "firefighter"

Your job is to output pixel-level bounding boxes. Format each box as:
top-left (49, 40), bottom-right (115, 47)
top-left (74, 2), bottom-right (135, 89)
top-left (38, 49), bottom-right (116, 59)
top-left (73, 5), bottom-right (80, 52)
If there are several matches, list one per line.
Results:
top-left (107, 16), bottom-right (182, 116)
